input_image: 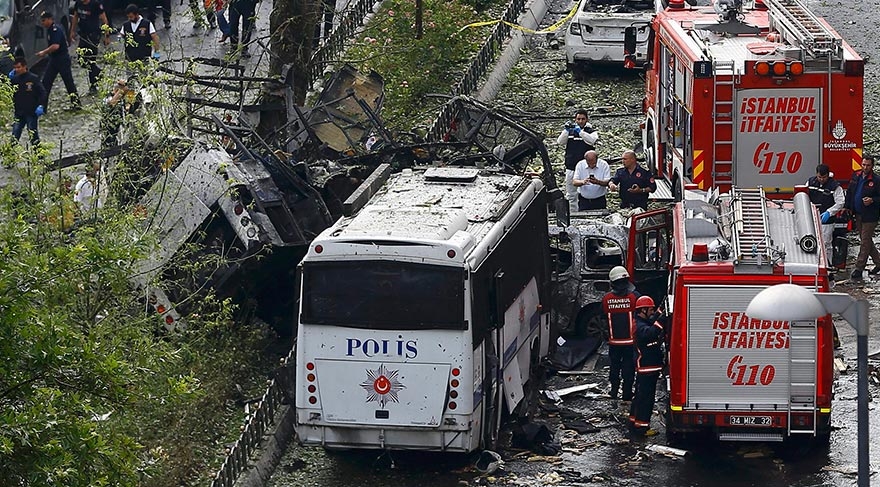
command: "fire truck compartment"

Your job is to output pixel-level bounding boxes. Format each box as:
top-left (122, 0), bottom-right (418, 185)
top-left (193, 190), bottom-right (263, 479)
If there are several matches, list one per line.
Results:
top-left (315, 359), bottom-right (452, 427)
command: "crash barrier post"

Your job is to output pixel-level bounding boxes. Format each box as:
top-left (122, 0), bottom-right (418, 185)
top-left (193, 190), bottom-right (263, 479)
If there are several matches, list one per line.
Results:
top-left (210, 351), bottom-right (296, 487)
top-left (308, 0), bottom-right (380, 87)
top-left (427, 0), bottom-right (527, 141)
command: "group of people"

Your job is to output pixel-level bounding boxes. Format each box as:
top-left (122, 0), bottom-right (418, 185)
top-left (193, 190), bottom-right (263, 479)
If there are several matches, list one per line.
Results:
top-left (9, 0), bottom-right (259, 147)
top-left (557, 109), bottom-right (656, 212)
top-left (601, 266), bottom-right (666, 436)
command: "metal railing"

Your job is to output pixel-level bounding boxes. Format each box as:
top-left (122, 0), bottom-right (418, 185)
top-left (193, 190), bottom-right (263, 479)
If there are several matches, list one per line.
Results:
top-left (210, 352), bottom-right (295, 487)
top-left (427, 0), bottom-right (528, 141)
top-left (308, 0), bottom-right (381, 87)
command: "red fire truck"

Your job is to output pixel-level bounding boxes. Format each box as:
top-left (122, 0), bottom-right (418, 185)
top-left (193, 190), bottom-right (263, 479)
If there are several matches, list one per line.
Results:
top-left (665, 185), bottom-right (833, 443)
top-left (626, 0), bottom-right (864, 198)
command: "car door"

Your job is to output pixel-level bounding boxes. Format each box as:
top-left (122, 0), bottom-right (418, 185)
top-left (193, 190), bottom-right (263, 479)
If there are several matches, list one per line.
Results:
top-left (626, 208), bottom-right (672, 301)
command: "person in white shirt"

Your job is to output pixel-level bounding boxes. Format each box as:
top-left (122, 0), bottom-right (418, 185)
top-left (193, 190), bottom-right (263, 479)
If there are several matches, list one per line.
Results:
top-left (572, 150), bottom-right (611, 210)
top-left (556, 109), bottom-right (599, 212)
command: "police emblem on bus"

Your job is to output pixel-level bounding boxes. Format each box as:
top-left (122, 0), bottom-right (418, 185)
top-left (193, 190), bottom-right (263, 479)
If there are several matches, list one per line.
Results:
top-left (359, 364), bottom-right (406, 408)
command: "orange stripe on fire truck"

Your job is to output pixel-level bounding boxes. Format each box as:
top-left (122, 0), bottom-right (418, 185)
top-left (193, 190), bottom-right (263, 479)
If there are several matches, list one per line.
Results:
top-left (693, 150), bottom-right (705, 189)
top-left (852, 147), bottom-right (863, 171)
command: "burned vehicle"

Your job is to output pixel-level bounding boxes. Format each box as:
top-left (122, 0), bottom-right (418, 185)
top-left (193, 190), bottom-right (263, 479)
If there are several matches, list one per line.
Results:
top-left (112, 63), bottom-right (563, 332)
top-left (550, 208), bottom-right (671, 339)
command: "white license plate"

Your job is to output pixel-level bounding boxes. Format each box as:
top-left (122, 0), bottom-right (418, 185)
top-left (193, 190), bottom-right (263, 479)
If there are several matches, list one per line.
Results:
top-left (729, 415), bottom-right (772, 426)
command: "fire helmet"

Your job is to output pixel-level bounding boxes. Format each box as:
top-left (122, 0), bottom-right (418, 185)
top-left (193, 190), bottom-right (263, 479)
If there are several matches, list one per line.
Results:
top-left (635, 296), bottom-right (655, 309)
top-left (609, 266), bottom-right (629, 282)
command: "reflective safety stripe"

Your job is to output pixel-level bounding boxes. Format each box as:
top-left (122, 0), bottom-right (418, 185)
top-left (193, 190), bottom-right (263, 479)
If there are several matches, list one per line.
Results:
top-left (638, 366), bottom-right (663, 373)
top-left (819, 407), bottom-right (831, 413)
top-left (852, 148), bottom-right (863, 172)
top-left (670, 405), bottom-right (683, 411)
top-left (693, 150), bottom-right (706, 189)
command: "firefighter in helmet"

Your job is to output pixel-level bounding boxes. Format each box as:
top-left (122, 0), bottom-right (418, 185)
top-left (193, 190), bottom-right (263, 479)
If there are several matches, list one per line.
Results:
top-left (629, 295), bottom-right (665, 436)
top-left (601, 266), bottom-right (638, 402)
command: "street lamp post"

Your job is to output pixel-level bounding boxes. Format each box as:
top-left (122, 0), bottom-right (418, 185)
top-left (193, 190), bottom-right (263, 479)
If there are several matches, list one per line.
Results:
top-left (746, 284), bottom-right (869, 487)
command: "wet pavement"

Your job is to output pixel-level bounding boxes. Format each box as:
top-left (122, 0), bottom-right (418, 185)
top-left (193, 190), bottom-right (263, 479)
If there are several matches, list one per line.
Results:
top-left (269, 0), bottom-right (880, 485)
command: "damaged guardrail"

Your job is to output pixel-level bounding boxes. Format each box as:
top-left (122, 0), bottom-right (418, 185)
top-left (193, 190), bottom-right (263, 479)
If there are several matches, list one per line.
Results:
top-left (308, 0), bottom-right (382, 87)
top-left (210, 351), bottom-right (295, 487)
top-left (427, 0), bottom-right (527, 141)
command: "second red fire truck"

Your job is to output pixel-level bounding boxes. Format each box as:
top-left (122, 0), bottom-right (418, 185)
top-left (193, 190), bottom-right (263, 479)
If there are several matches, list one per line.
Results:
top-left (627, 0), bottom-right (864, 198)
top-left (665, 185), bottom-right (834, 443)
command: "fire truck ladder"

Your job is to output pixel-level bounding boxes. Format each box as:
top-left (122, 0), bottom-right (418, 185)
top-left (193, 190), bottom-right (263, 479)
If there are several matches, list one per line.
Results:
top-left (788, 320), bottom-right (818, 435)
top-left (731, 187), bottom-right (770, 266)
top-left (764, 0), bottom-right (843, 58)
top-left (713, 61), bottom-right (736, 187)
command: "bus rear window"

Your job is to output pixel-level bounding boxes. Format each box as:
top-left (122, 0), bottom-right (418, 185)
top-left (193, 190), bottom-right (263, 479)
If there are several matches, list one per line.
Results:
top-left (301, 261), bottom-right (466, 330)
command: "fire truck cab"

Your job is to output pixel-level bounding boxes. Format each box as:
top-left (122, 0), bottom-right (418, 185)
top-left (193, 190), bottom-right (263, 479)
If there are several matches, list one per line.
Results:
top-left (632, 0), bottom-right (863, 198)
top-left (665, 185), bottom-right (833, 444)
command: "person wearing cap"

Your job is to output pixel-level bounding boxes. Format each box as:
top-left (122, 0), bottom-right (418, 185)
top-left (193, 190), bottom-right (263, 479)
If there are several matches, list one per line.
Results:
top-left (37, 11), bottom-right (81, 110)
top-left (122, 4), bottom-right (161, 64)
top-left (601, 266), bottom-right (639, 402)
top-left (629, 295), bottom-right (665, 436)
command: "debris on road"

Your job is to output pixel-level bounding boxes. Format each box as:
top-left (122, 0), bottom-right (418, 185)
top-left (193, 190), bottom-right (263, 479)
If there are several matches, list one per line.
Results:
top-left (511, 422), bottom-right (560, 456)
top-left (474, 450), bottom-right (504, 475)
top-left (540, 383), bottom-right (602, 403)
top-left (646, 444), bottom-right (690, 458)
top-left (834, 357), bottom-right (848, 373)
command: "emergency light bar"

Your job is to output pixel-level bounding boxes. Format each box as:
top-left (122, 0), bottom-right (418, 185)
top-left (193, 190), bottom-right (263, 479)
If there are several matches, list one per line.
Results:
top-left (753, 60), bottom-right (804, 77)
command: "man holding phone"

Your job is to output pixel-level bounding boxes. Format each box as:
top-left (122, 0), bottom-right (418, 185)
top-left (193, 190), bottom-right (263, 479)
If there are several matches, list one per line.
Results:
top-left (846, 155), bottom-right (880, 280)
top-left (572, 150), bottom-right (611, 210)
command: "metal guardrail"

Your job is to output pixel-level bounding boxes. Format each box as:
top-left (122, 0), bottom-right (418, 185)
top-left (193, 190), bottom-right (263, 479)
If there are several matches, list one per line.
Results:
top-left (427, 0), bottom-right (528, 141)
top-left (308, 0), bottom-right (380, 87)
top-left (210, 352), bottom-right (295, 487)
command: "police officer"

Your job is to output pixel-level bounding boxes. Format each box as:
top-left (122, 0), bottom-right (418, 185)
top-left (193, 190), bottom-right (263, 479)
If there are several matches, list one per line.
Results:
top-left (228, 0), bottom-right (258, 57)
top-left (122, 4), bottom-right (161, 64)
top-left (609, 150), bottom-right (656, 210)
top-left (807, 164), bottom-right (844, 270)
top-left (9, 57), bottom-right (47, 146)
top-left (37, 11), bottom-right (80, 110)
top-left (556, 109), bottom-right (599, 212)
top-left (629, 295), bottom-right (664, 436)
top-left (69, 0), bottom-right (110, 94)
top-left (602, 266), bottom-right (638, 402)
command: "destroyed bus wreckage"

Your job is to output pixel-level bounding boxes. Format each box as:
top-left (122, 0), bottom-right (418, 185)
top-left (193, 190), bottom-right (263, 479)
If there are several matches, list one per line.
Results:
top-left (51, 65), bottom-right (563, 332)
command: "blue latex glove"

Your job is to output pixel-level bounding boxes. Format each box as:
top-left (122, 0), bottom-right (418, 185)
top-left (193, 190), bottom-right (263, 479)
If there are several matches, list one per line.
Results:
top-left (8, 70), bottom-right (14, 79)
top-left (820, 211), bottom-right (831, 224)
top-left (35, 105), bottom-right (45, 117)
top-left (152, 51), bottom-right (161, 60)
top-left (572, 125), bottom-right (581, 135)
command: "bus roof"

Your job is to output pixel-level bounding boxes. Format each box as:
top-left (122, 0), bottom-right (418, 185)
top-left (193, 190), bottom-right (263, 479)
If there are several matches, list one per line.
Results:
top-left (308, 167), bottom-right (543, 264)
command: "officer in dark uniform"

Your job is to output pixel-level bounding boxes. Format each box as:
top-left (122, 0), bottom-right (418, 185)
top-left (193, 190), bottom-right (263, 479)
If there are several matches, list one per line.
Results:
top-left (807, 164), bottom-right (845, 268)
top-left (69, 0), bottom-right (111, 94)
top-left (629, 295), bottom-right (665, 436)
top-left (609, 150), bottom-right (656, 210)
top-left (845, 155), bottom-right (880, 280)
top-left (9, 57), bottom-right (47, 146)
top-left (37, 11), bottom-right (80, 110)
top-left (602, 266), bottom-right (639, 402)
top-left (228, 0), bottom-right (258, 57)
top-left (556, 109), bottom-right (599, 211)
top-left (122, 4), bottom-right (161, 63)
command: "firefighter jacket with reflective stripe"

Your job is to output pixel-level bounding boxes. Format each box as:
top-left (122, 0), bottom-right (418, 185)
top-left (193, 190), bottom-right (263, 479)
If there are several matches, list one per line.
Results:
top-left (602, 291), bottom-right (637, 346)
top-left (635, 314), bottom-right (664, 374)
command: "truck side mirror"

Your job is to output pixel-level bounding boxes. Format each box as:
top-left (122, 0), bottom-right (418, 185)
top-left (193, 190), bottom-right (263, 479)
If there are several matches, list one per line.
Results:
top-left (624, 27), bottom-right (637, 59)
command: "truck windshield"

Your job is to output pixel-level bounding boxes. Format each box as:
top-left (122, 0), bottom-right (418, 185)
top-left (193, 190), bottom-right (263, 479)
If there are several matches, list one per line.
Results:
top-left (301, 261), bottom-right (466, 330)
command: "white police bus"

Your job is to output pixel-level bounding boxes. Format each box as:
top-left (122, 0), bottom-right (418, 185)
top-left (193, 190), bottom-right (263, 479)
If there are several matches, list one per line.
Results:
top-left (294, 165), bottom-right (552, 451)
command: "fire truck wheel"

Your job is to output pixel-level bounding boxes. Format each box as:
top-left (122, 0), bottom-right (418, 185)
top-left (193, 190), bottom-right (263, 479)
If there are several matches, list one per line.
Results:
top-left (672, 175), bottom-right (683, 202)
top-left (645, 129), bottom-right (656, 176)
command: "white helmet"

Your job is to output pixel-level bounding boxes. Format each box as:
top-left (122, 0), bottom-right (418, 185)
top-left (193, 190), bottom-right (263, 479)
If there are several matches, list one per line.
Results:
top-left (609, 266), bottom-right (629, 282)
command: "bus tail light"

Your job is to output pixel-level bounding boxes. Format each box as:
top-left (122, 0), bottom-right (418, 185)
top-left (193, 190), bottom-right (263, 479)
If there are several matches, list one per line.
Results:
top-left (449, 367), bottom-right (461, 411)
top-left (447, 249), bottom-right (456, 258)
top-left (314, 244), bottom-right (323, 254)
top-left (306, 362), bottom-right (318, 406)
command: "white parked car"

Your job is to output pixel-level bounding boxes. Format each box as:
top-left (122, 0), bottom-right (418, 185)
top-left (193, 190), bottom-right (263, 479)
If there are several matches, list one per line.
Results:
top-left (565, 0), bottom-right (655, 67)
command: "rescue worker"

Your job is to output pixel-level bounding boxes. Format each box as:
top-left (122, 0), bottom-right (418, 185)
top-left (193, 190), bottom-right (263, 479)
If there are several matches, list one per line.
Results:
top-left (9, 57), bottom-right (47, 146)
top-left (37, 11), bottom-right (81, 110)
top-left (629, 295), bottom-right (664, 436)
top-left (608, 150), bottom-right (656, 210)
top-left (845, 155), bottom-right (880, 280)
top-left (69, 0), bottom-right (110, 94)
top-left (572, 150), bottom-right (611, 210)
top-left (807, 164), bottom-right (844, 272)
top-left (122, 4), bottom-right (162, 64)
top-left (556, 109), bottom-right (599, 212)
top-left (601, 266), bottom-right (638, 402)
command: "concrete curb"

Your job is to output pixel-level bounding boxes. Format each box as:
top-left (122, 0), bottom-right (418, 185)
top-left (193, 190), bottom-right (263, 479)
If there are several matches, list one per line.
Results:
top-left (234, 404), bottom-right (297, 487)
top-left (475, 0), bottom-right (554, 102)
